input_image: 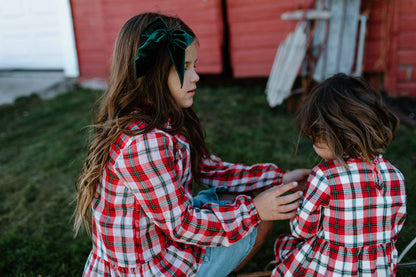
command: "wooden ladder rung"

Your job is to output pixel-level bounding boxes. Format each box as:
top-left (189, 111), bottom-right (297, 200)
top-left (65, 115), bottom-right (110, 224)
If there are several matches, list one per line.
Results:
top-left (398, 261), bottom-right (416, 269)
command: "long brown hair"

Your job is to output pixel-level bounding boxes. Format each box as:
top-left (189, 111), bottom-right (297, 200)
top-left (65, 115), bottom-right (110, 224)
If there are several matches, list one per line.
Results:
top-left (74, 13), bottom-right (210, 235)
top-left (296, 73), bottom-right (399, 166)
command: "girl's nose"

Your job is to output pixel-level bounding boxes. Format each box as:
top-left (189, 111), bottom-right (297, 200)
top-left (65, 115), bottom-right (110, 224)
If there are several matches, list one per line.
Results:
top-left (191, 70), bottom-right (200, 83)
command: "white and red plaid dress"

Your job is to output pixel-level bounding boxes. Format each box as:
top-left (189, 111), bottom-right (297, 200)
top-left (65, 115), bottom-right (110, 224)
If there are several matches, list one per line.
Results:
top-left (83, 121), bottom-right (285, 276)
top-left (273, 155), bottom-right (406, 277)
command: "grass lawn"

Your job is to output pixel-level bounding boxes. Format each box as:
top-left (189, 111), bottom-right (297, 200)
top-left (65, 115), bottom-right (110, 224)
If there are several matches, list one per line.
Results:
top-left (0, 82), bottom-right (415, 276)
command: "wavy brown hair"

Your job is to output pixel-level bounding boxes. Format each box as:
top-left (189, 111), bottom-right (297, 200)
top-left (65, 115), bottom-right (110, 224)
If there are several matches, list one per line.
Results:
top-left (296, 73), bottom-right (399, 166)
top-left (74, 13), bottom-right (210, 235)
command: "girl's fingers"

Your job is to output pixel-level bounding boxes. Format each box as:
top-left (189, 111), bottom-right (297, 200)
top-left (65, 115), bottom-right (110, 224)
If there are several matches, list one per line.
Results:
top-left (277, 201), bottom-right (300, 213)
top-left (270, 181), bottom-right (299, 196)
top-left (275, 210), bottom-right (297, 220)
top-left (254, 182), bottom-right (303, 221)
top-left (276, 190), bottom-right (303, 205)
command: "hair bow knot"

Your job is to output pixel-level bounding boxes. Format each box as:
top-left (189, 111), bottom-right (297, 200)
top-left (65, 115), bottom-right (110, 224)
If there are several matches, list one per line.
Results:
top-left (134, 17), bottom-right (194, 87)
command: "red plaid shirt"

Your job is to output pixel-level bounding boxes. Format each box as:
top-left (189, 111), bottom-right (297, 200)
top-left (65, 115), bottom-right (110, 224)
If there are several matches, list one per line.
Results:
top-left (83, 121), bottom-right (284, 276)
top-left (273, 155), bottom-right (406, 276)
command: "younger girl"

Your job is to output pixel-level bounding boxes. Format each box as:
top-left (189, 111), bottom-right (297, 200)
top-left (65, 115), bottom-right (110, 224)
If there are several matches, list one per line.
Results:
top-left (74, 12), bottom-right (309, 276)
top-left (272, 73), bottom-right (407, 276)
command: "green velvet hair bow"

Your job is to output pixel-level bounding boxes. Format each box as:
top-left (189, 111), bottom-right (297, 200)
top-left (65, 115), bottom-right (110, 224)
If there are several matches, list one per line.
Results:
top-left (134, 17), bottom-right (194, 87)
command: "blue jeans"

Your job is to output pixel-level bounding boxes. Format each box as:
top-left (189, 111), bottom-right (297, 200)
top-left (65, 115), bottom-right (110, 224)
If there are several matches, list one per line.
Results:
top-left (193, 188), bottom-right (258, 277)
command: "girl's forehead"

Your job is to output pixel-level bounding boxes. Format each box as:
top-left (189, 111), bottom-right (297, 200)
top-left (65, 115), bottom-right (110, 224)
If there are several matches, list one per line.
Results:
top-left (185, 41), bottom-right (198, 59)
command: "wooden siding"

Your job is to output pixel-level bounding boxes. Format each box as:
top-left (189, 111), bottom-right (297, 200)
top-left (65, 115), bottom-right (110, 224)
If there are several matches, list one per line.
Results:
top-left (227, 0), bottom-right (390, 78)
top-left (361, 0), bottom-right (389, 73)
top-left (70, 0), bottom-right (108, 80)
top-left (394, 0), bottom-right (416, 96)
top-left (226, 0), bottom-right (298, 77)
top-left (69, 0), bottom-right (416, 97)
top-left (226, 0), bottom-right (416, 96)
top-left (371, 0), bottom-right (416, 97)
top-left (70, 0), bottom-right (224, 81)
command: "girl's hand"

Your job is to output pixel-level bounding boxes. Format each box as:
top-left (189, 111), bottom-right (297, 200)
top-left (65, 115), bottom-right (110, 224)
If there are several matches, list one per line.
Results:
top-left (282, 169), bottom-right (310, 192)
top-left (253, 182), bottom-right (302, 221)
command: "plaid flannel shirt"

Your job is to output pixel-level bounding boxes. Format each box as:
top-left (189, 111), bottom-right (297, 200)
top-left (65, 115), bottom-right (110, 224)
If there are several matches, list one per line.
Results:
top-left (273, 155), bottom-right (406, 277)
top-left (83, 121), bottom-right (284, 276)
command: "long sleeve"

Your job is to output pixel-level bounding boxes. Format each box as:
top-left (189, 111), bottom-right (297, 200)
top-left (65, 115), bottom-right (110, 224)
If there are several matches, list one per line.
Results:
top-left (290, 167), bottom-right (330, 239)
top-left (199, 154), bottom-right (285, 193)
top-left (114, 131), bottom-right (260, 247)
top-left (273, 158), bottom-right (406, 277)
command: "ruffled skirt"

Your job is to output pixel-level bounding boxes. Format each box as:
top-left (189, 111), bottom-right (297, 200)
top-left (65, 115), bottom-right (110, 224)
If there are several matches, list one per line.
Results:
top-left (272, 235), bottom-right (398, 277)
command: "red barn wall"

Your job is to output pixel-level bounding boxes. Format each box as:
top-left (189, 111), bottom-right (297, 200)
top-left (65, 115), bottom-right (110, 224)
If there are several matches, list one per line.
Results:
top-left (226, 0), bottom-right (299, 77)
top-left (226, 0), bottom-right (416, 97)
top-left (361, 0), bottom-right (389, 73)
top-left (363, 0), bottom-right (416, 97)
top-left (389, 0), bottom-right (416, 96)
top-left (226, 0), bottom-right (385, 78)
top-left (69, 0), bottom-right (416, 97)
top-left (70, 0), bottom-right (224, 82)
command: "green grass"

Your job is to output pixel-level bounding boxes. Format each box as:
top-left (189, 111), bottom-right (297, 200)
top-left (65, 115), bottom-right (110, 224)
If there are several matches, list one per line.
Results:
top-left (0, 83), bottom-right (415, 276)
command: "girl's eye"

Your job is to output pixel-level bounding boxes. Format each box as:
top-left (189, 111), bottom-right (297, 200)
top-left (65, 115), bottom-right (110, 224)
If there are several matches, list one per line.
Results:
top-left (185, 62), bottom-right (197, 70)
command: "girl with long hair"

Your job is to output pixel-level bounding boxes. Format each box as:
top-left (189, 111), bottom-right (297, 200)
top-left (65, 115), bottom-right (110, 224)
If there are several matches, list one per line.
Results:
top-left (74, 12), bottom-right (309, 276)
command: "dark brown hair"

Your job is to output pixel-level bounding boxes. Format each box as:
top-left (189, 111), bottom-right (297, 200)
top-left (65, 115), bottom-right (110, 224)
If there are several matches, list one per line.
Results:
top-left (74, 12), bottom-right (210, 235)
top-left (296, 73), bottom-right (399, 165)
